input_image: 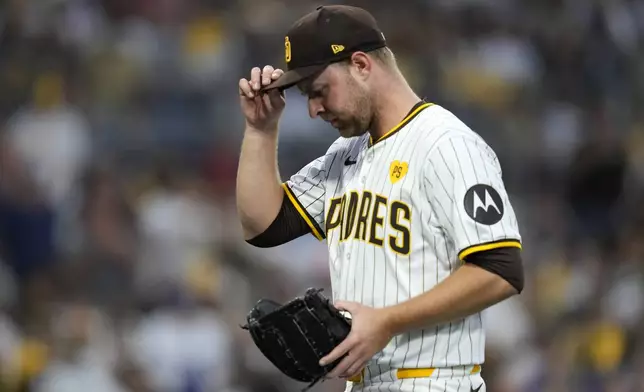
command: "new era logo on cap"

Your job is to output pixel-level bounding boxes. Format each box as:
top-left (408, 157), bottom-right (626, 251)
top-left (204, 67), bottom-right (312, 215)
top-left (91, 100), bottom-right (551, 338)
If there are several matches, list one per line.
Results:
top-left (331, 44), bottom-right (345, 54)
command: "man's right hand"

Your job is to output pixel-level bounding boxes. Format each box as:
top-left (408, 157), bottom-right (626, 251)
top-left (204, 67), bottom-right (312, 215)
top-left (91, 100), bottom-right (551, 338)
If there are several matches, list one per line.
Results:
top-left (239, 65), bottom-right (286, 132)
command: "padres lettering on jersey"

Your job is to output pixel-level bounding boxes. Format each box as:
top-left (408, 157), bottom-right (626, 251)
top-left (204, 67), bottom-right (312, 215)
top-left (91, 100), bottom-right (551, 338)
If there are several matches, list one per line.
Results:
top-left (326, 192), bottom-right (411, 255)
top-left (283, 102), bottom-right (522, 374)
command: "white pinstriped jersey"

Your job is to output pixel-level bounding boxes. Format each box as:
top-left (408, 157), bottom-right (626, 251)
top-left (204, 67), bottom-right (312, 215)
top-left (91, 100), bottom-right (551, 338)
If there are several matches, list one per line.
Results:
top-left (283, 102), bottom-right (522, 372)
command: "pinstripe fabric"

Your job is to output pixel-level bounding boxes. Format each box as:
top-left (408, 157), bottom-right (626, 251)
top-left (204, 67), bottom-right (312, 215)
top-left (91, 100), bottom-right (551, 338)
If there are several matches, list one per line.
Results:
top-left (284, 104), bottom-right (520, 390)
top-left (345, 372), bottom-right (487, 391)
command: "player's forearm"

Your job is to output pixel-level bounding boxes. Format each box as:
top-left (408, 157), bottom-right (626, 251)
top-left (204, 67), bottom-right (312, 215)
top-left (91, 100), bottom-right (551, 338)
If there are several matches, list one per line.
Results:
top-left (236, 126), bottom-right (284, 239)
top-left (383, 264), bottom-right (517, 336)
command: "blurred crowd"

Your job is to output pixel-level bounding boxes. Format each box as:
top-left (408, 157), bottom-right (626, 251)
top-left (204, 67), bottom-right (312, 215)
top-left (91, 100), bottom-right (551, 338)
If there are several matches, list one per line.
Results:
top-left (0, 0), bottom-right (643, 391)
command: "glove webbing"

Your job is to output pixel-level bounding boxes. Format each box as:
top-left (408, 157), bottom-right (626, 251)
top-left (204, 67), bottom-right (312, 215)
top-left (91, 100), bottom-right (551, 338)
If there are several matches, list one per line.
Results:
top-left (290, 316), bottom-right (329, 392)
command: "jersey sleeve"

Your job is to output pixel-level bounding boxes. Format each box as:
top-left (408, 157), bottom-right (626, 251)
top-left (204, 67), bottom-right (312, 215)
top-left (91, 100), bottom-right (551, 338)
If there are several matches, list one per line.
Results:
top-left (423, 135), bottom-right (522, 260)
top-left (282, 151), bottom-right (336, 241)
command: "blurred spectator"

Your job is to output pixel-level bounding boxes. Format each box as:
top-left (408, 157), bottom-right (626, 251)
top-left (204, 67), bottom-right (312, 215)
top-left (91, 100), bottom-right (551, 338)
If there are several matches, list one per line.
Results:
top-left (4, 71), bottom-right (91, 209)
top-left (31, 303), bottom-right (125, 392)
top-left (124, 290), bottom-right (235, 392)
top-left (565, 129), bottom-right (628, 254)
top-left (58, 166), bottom-right (140, 318)
top-left (0, 133), bottom-right (55, 284)
top-left (135, 164), bottom-right (223, 303)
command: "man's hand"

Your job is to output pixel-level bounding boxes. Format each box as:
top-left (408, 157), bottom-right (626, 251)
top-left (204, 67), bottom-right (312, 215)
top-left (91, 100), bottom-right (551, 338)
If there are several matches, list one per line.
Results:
top-left (239, 65), bottom-right (286, 132)
top-left (319, 301), bottom-right (395, 379)
top-left (318, 265), bottom-right (519, 382)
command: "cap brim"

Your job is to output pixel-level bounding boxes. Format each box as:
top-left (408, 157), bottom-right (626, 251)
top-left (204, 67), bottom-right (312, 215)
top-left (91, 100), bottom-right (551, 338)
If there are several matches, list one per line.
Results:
top-left (260, 64), bottom-right (327, 92)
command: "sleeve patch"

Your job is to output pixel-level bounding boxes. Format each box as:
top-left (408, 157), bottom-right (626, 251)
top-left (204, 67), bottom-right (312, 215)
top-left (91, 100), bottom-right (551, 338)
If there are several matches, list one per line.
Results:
top-left (463, 184), bottom-right (504, 225)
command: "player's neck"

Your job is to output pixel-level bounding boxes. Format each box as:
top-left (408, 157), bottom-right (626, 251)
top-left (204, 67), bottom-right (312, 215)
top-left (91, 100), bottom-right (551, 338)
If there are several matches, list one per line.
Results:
top-left (369, 82), bottom-right (422, 142)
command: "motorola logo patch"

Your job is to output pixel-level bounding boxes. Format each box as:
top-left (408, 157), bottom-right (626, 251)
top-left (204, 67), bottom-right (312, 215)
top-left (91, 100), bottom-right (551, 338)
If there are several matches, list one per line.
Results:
top-left (464, 184), bottom-right (504, 225)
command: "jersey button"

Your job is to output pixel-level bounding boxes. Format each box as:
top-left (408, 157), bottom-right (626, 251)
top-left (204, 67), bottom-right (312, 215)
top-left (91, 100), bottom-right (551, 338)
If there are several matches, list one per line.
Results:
top-left (361, 177), bottom-right (366, 184)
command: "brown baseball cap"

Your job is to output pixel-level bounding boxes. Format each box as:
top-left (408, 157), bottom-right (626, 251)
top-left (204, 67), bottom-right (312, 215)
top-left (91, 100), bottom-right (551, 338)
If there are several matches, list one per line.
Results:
top-left (262, 5), bottom-right (387, 92)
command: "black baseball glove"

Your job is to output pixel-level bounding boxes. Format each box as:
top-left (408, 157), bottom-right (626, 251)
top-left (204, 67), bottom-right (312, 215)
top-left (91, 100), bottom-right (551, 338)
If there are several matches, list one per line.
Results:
top-left (241, 288), bottom-right (352, 391)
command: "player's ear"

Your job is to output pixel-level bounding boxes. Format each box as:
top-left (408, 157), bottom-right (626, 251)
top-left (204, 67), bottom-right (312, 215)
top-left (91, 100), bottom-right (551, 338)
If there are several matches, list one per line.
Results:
top-left (349, 52), bottom-right (372, 81)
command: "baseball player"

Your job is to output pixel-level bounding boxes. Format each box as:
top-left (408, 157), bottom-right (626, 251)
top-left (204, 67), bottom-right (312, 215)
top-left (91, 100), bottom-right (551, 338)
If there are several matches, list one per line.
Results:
top-left (236, 5), bottom-right (524, 392)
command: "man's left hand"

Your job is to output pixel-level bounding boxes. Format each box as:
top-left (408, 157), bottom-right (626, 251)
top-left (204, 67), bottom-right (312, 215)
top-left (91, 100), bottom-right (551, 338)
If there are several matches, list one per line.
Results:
top-left (319, 301), bottom-right (395, 379)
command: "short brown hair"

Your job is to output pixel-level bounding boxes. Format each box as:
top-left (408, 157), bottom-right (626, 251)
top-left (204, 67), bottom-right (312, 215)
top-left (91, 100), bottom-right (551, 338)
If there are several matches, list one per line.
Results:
top-left (337, 46), bottom-right (397, 70)
top-left (367, 46), bottom-right (396, 68)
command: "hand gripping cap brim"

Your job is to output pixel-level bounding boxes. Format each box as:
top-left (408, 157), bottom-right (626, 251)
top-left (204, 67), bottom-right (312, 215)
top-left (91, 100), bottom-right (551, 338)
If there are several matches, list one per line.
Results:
top-left (261, 5), bottom-right (386, 93)
top-left (260, 64), bottom-right (326, 92)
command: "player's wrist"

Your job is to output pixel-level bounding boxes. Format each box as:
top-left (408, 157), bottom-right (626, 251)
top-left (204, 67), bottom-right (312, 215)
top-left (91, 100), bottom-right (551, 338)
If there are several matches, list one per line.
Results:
top-left (380, 296), bottom-right (441, 336)
top-left (380, 305), bottom-right (408, 337)
top-left (245, 122), bottom-right (280, 136)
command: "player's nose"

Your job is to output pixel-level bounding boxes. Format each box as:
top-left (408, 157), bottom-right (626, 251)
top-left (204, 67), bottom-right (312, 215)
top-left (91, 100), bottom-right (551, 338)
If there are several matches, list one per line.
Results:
top-left (307, 99), bottom-right (324, 119)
